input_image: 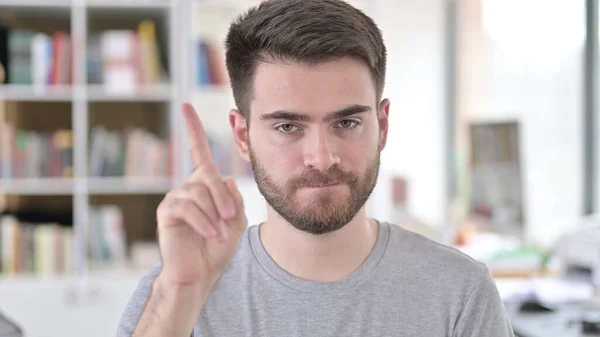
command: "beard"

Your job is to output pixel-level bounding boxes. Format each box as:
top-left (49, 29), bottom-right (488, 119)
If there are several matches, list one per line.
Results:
top-left (249, 146), bottom-right (380, 235)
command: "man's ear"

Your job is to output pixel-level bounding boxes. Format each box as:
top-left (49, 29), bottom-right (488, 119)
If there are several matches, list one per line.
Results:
top-left (378, 98), bottom-right (390, 151)
top-left (229, 109), bottom-right (250, 162)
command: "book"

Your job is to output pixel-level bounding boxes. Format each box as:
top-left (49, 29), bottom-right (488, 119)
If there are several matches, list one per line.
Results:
top-left (0, 214), bottom-right (73, 277)
top-left (31, 33), bottom-right (53, 88)
top-left (88, 205), bottom-right (126, 266)
top-left (137, 20), bottom-right (161, 85)
top-left (0, 25), bottom-right (9, 84)
top-left (100, 30), bottom-right (139, 93)
top-left (8, 30), bottom-right (36, 85)
top-left (0, 123), bottom-right (73, 179)
top-left (50, 31), bottom-right (71, 85)
top-left (0, 27), bottom-right (71, 86)
top-left (89, 125), bottom-right (171, 178)
top-left (93, 20), bottom-right (166, 91)
top-left (196, 39), bottom-right (229, 87)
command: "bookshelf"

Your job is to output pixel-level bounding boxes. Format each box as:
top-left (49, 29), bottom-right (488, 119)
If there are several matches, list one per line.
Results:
top-left (0, 0), bottom-right (182, 278)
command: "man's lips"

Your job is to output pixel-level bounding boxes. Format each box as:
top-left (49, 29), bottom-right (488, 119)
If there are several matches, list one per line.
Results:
top-left (304, 183), bottom-right (341, 188)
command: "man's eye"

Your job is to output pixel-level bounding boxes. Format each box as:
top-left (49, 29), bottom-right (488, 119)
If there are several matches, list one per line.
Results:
top-left (338, 120), bottom-right (360, 128)
top-left (277, 124), bottom-right (298, 133)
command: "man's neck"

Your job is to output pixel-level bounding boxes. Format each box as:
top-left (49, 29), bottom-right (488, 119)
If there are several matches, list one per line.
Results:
top-left (259, 207), bottom-right (379, 283)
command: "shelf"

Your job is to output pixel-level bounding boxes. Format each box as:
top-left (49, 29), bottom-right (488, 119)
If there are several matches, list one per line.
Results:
top-left (87, 177), bottom-right (173, 194)
top-left (0, 85), bottom-right (172, 102)
top-left (0, 178), bottom-right (175, 195)
top-left (0, 85), bottom-right (73, 102)
top-left (86, 0), bottom-right (170, 9)
top-left (195, 0), bottom-right (259, 11)
top-left (0, 0), bottom-right (70, 8)
top-left (464, 112), bottom-right (522, 125)
top-left (0, 0), bottom-right (170, 8)
top-left (86, 84), bottom-right (172, 102)
top-left (0, 178), bottom-right (74, 195)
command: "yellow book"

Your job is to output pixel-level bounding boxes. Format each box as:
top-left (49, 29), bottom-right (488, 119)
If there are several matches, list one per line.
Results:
top-left (61, 130), bottom-right (74, 178)
top-left (138, 20), bottom-right (160, 85)
top-left (62, 227), bottom-right (73, 274)
top-left (1, 216), bottom-right (18, 275)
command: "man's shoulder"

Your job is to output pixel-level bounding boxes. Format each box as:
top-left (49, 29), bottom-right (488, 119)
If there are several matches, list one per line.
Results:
top-left (384, 222), bottom-right (487, 282)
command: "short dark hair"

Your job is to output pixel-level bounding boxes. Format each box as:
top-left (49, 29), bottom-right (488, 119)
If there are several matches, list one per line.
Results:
top-left (225, 0), bottom-right (387, 117)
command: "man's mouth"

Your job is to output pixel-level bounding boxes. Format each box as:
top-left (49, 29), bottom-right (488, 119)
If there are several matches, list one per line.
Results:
top-left (306, 183), bottom-right (341, 188)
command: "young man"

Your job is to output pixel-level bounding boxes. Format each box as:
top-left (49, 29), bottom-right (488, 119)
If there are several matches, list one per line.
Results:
top-left (117, 0), bottom-right (514, 336)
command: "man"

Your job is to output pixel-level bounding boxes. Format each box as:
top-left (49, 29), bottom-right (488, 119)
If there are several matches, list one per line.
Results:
top-left (117, 0), bottom-right (514, 336)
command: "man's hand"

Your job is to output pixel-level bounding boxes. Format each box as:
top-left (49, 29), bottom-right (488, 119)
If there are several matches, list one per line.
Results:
top-left (156, 103), bottom-right (248, 288)
top-left (132, 104), bottom-right (247, 337)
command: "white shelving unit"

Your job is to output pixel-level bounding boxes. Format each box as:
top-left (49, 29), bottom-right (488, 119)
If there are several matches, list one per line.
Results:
top-left (0, 177), bottom-right (74, 195)
top-left (0, 0), bottom-right (277, 281)
top-left (0, 0), bottom-right (184, 279)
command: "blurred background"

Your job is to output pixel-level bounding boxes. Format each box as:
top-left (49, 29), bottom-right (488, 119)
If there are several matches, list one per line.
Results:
top-left (0, 0), bottom-right (598, 336)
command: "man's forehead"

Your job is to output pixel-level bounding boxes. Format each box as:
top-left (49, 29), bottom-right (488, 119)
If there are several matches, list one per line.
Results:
top-left (250, 59), bottom-right (376, 118)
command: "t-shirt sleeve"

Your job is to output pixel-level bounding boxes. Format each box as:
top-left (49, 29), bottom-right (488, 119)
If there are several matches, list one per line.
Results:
top-left (453, 267), bottom-right (515, 337)
top-left (115, 260), bottom-right (163, 337)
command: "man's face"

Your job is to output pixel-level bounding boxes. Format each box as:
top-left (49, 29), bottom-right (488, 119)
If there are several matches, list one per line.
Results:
top-left (233, 57), bottom-right (389, 235)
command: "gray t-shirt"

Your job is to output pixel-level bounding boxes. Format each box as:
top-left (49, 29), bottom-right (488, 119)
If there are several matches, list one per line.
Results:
top-left (117, 222), bottom-right (514, 337)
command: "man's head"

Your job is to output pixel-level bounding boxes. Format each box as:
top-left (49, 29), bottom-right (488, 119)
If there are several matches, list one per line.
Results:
top-left (226, 0), bottom-right (390, 235)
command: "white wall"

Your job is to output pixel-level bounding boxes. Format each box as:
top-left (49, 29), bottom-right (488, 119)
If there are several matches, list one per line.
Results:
top-left (597, 93), bottom-right (600, 215)
top-left (368, 0), bottom-right (448, 228)
top-left (494, 52), bottom-right (583, 247)
top-left (466, 51), bottom-right (584, 247)
top-left (470, 0), bottom-right (586, 247)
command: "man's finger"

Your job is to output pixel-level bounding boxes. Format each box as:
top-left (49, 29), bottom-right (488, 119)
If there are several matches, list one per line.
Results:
top-left (171, 183), bottom-right (220, 225)
top-left (224, 178), bottom-right (248, 233)
top-left (182, 103), bottom-right (213, 168)
top-left (202, 169), bottom-right (236, 221)
top-left (156, 197), bottom-right (218, 238)
top-left (174, 199), bottom-right (220, 238)
top-left (224, 178), bottom-right (244, 211)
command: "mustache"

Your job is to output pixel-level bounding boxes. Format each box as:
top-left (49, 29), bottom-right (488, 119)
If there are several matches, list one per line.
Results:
top-left (286, 167), bottom-right (358, 189)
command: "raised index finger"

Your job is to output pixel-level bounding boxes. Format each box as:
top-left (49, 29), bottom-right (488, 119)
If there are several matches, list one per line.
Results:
top-left (182, 103), bottom-right (213, 168)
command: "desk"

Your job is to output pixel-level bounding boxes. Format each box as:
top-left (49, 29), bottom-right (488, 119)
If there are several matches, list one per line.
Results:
top-left (496, 276), bottom-right (598, 336)
top-left (506, 303), bottom-right (585, 337)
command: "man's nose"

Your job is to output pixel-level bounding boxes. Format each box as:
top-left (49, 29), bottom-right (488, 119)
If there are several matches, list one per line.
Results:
top-left (303, 131), bottom-right (341, 172)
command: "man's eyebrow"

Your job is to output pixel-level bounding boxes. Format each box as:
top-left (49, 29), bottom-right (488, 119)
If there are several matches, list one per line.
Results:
top-left (323, 105), bottom-right (371, 122)
top-left (260, 105), bottom-right (372, 122)
top-left (260, 111), bottom-right (309, 121)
